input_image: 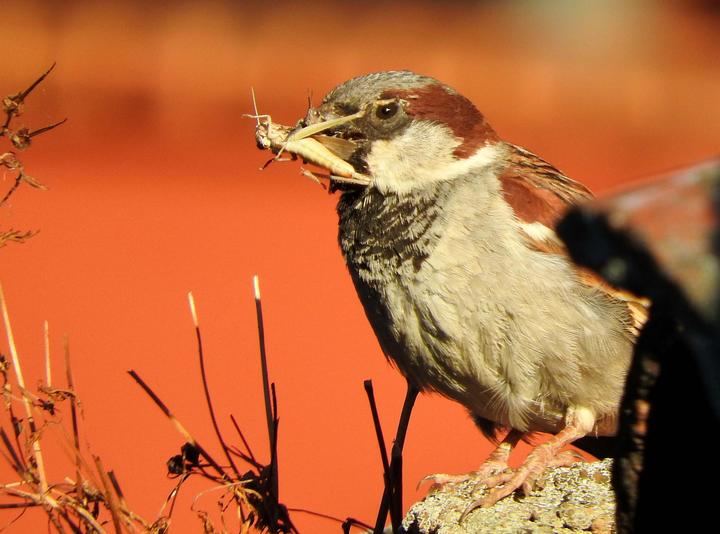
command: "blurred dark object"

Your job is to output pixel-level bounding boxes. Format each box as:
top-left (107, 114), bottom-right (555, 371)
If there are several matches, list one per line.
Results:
top-left (557, 157), bottom-right (720, 533)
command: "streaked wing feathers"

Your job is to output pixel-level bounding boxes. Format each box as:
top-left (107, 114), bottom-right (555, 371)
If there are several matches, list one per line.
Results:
top-left (499, 144), bottom-right (648, 331)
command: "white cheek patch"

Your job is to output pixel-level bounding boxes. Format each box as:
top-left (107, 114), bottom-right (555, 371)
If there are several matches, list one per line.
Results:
top-left (366, 122), bottom-right (501, 195)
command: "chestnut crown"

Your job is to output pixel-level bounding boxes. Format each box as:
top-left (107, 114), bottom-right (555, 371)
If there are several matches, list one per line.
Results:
top-left (306, 70), bottom-right (498, 158)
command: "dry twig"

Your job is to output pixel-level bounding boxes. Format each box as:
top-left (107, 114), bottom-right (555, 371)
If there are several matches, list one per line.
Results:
top-left (129, 280), bottom-right (297, 533)
top-left (1, 64), bottom-right (65, 247)
top-left (129, 279), bottom-right (379, 532)
top-left (0, 283), bottom-right (153, 532)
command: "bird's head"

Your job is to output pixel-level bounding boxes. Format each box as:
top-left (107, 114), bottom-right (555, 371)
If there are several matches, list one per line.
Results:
top-left (295, 71), bottom-right (503, 195)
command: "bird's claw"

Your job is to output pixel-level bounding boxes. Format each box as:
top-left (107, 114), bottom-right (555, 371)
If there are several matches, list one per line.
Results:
top-left (418, 457), bottom-right (511, 492)
top-left (460, 448), bottom-right (586, 520)
top-left (459, 467), bottom-right (539, 520)
top-left (417, 473), bottom-right (466, 491)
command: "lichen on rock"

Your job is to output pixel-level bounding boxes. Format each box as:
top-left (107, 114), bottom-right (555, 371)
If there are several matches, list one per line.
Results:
top-left (403, 458), bottom-right (615, 533)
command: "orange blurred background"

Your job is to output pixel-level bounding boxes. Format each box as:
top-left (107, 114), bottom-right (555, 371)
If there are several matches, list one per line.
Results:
top-left (1, 1), bottom-right (719, 532)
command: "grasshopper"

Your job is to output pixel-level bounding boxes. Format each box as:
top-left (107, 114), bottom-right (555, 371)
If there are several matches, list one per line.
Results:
top-left (247, 89), bottom-right (371, 187)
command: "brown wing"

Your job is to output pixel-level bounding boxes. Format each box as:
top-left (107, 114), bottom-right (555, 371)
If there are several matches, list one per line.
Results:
top-left (499, 144), bottom-right (593, 228)
top-left (499, 144), bottom-right (648, 332)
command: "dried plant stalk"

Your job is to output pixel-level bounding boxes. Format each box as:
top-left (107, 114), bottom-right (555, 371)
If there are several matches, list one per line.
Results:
top-left (1, 65), bottom-right (65, 247)
top-left (129, 282), bottom-right (297, 533)
top-left (0, 287), bottom-right (152, 532)
top-left (0, 284), bottom-right (49, 495)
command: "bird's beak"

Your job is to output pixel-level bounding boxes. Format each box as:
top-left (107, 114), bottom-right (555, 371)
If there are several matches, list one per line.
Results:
top-left (286, 110), bottom-right (364, 142)
top-left (253, 106), bottom-right (371, 186)
top-left (289, 109), bottom-right (366, 170)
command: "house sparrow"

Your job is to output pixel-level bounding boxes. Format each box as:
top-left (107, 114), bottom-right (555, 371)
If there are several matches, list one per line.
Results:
top-left (257, 71), bottom-right (645, 509)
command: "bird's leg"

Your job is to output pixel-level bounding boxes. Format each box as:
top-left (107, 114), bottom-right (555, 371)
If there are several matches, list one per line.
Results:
top-left (468, 406), bottom-right (594, 513)
top-left (421, 429), bottom-right (524, 488)
top-left (475, 429), bottom-right (523, 478)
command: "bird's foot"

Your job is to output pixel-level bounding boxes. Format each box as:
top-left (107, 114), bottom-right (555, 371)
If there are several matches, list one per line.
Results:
top-left (419, 437), bottom-right (516, 490)
top-left (460, 447), bottom-right (584, 519)
top-left (420, 458), bottom-right (510, 490)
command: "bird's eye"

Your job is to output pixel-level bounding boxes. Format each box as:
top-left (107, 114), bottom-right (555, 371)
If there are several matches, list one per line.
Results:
top-left (375, 101), bottom-right (399, 120)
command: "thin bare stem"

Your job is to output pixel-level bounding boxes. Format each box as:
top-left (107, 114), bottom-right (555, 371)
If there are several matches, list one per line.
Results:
top-left (0, 501), bottom-right (42, 509)
top-left (0, 283), bottom-right (48, 493)
top-left (252, 277), bottom-right (276, 487)
top-left (107, 471), bottom-right (125, 503)
top-left (66, 501), bottom-right (105, 533)
top-left (43, 321), bottom-right (51, 387)
top-left (26, 118), bottom-right (67, 139)
top-left (229, 414), bottom-right (258, 465)
top-left (373, 382), bottom-right (418, 534)
top-left (63, 337), bottom-right (81, 490)
top-left (158, 473), bottom-right (188, 521)
top-left (18, 63), bottom-right (56, 102)
top-left (127, 370), bottom-right (227, 479)
top-left (106, 470), bottom-right (147, 530)
top-left (226, 445), bottom-right (262, 469)
top-left (0, 428), bottom-right (23, 475)
top-left (189, 481), bottom-right (257, 512)
top-left (287, 508), bottom-right (373, 532)
top-left (187, 292), bottom-right (242, 480)
top-left (363, 380), bottom-right (391, 481)
top-left (269, 382), bottom-right (280, 525)
top-left (93, 455), bottom-right (122, 534)
top-left (365, 379), bottom-right (404, 530)
top-left (55, 508), bottom-right (76, 533)
top-left (0, 361), bottom-right (27, 472)
top-left (1, 64), bottom-right (56, 131)
top-left (0, 176), bottom-right (22, 208)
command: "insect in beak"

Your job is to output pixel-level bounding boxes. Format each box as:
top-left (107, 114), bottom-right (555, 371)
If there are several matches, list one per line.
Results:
top-left (247, 90), bottom-right (371, 187)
